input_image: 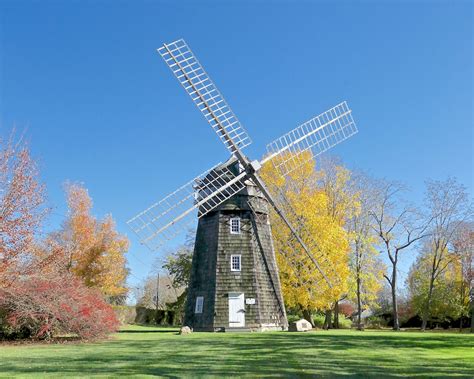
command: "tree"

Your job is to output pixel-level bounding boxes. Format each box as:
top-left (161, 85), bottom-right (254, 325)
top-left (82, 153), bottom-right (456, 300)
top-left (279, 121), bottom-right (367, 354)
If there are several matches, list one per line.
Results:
top-left (162, 244), bottom-right (193, 323)
top-left (55, 183), bottom-right (129, 299)
top-left (0, 132), bottom-right (120, 341)
top-left (0, 180), bottom-right (119, 340)
top-left (407, 243), bottom-right (463, 327)
top-left (452, 223), bottom-right (474, 331)
top-left (136, 274), bottom-right (183, 309)
top-left (318, 158), bottom-right (360, 328)
top-left (0, 133), bottom-right (46, 285)
top-left (371, 181), bottom-right (431, 330)
top-left (260, 153), bottom-right (356, 325)
top-left (347, 172), bottom-right (385, 330)
top-left (420, 178), bottom-right (473, 330)
top-left (162, 246), bottom-right (193, 290)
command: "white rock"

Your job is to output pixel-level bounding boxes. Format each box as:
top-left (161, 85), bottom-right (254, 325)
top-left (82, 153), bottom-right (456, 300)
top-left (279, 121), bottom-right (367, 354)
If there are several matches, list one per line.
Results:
top-left (179, 326), bottom-right (193, 335)
top-left (288, 319), bottom-right (313, 332)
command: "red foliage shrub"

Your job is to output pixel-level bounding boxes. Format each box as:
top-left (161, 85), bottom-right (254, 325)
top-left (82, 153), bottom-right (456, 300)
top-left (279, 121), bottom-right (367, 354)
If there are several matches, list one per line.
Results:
top-left (0, 273), bottom-right (118, 340)
top-left (338, 302), bottom-right (355, 317)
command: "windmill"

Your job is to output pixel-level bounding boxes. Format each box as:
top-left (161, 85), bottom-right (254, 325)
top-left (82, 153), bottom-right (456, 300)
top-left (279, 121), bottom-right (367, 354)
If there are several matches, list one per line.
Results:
top-left (128, 39), bottom-right (358, 331)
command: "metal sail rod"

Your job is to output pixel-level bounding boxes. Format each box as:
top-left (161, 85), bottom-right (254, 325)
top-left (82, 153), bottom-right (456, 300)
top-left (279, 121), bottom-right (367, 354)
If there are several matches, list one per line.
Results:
top-left (143, 170), bottom-right (248, 244)
top-left (162, 43), bottom-right (249, 166)
top-left (263, 101), bottom-right (357, 178)
top-left (260, 109), bottom-right (352, 165)
top-left (249, 172), bottom-right (332, 287)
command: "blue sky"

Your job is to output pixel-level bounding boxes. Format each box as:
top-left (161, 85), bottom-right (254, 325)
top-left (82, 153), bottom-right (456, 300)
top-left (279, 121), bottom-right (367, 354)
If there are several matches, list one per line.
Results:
top-left (0, 1), bottom-right (472, 292)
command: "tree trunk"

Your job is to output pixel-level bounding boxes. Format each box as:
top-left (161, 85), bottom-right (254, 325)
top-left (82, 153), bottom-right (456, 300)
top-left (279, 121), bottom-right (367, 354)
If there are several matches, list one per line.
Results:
top-left (155, 273), bottom-right (160, 325)
top-left (470, 288), bottom-right (474, 333)
top-left (421, 316), bottom-right (427, 331)
top-left (391, 268), bottom-right (400, 331)
top-left (302, 309), bottom-right (314, 327)
top-left (421, 268), bottom-right (436, 331)
top-left (356, 274), bottom-right (363, 330)
top-left (333, 301), bottom-right (340, 329)
top-left (323, 310), bottom-right (332, 329)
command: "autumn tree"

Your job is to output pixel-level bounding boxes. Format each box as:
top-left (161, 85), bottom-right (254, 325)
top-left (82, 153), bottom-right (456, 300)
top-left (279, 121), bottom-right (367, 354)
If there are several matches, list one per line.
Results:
top-left (371, 181), bottom-right (431, 330)
top-left (0, 133), bottom-right (46, 285)
top-left (419, 178), bottom-right (473, 330)
top-left (260, 153), bottom-right (356, 325)
top-left (55, 183), bottom-right (129, 300)
top-left (347, 172), bottom-right (385, 330)
top-left (407, 242), bottom-right (462, 327)
top-left (0, 132), bottom-right (120, 340)
top-left (318, 158), bottom-right (360, 328)
top-left (452, 223), bottom-right (474, 331)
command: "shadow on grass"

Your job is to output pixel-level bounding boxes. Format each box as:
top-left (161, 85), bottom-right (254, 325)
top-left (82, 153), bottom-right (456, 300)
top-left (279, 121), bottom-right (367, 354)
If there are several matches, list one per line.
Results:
top-left (1, 331), bottom-right (473, 378)
top-left (118, 330), bottom-right (178, 334)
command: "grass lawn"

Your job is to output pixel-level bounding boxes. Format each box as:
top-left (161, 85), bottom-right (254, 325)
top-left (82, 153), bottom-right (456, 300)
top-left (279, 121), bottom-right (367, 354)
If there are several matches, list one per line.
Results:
top-left (0, 325), bottom-right (473, 378)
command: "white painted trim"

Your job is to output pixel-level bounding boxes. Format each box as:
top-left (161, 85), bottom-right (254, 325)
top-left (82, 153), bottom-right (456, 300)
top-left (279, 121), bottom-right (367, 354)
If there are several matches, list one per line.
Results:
top-left (228, 292), bottom-right (245, 327)
top-left (230, 217), bottom-right (241, 234)
top-left (230, 254), bottom-right (241, 272)
top-left (195, 296), bottom-right (204, 314)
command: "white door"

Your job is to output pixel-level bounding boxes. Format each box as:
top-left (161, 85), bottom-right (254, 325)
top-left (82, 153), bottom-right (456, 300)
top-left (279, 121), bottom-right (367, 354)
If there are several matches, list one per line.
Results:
top-left (228, 292), bottom-right (245, 327)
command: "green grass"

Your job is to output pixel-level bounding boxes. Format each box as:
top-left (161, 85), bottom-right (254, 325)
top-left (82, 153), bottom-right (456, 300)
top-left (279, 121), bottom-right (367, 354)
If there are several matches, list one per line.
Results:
top-left (1, 324), bottom-right (473, 378)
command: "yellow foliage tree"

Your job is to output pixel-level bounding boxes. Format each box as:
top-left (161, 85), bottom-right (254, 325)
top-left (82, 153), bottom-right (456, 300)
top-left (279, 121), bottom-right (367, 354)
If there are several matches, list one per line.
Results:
top-left (347, 173), bottom-right (385, 329)
top-left (59, 183), bottom-right (129, 299)
top-left (260, 153), bottom-right (358, 318)
top-left (407, 242), bottom-right (467, 326)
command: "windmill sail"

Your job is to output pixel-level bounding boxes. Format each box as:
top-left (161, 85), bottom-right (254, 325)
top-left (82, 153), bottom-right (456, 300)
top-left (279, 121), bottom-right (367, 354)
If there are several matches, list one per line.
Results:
top-left (127, 161), bottom-right (247, 250)
top-left (158, 39), bottom-right (252, 154)
top-left (264, 101), bottom-right (357, 177)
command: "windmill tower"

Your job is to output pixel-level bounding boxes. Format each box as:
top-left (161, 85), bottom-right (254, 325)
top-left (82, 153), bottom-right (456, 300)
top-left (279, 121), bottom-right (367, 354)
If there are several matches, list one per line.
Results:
top-left (128, 39), bottom-right (358, 332)
top-left (185, 159), bottom-right (286, 331)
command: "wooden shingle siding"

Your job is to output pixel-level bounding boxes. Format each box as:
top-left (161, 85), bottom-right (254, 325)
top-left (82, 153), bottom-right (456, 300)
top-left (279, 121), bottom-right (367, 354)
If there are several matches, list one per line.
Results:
top-left (184, 184), bottom-right (288, 332)
top-left (184, 214), bottom-right (219, 331)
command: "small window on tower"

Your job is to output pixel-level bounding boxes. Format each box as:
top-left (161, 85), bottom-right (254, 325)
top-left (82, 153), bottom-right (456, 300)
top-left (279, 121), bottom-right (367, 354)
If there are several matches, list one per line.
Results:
top-left (195, 296), bottom-right (204, 314)
top-left (230, 217), bottom-right (241, 234)
top-left (231, 254), bottom-right (241, 272)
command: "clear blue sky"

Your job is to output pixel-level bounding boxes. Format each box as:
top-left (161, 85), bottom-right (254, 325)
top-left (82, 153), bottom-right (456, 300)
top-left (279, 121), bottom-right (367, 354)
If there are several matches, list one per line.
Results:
top-left (0, 1), bottom-right (472, 291)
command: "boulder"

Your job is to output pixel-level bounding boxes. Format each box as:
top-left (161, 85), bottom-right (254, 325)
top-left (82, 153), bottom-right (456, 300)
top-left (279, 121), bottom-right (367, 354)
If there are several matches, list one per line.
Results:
top-left (288, 319), bottom-right (313, 332)
top-left (179, 326), bottom-right (193, 335)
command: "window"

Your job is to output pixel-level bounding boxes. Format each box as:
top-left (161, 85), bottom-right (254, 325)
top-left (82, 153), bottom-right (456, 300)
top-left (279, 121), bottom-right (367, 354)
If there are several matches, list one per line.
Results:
top-left (230, 217), bottom-right (241, 234)
top-left (231, 254), bottom-right (241, 272)
top-left (195, 296), bottom-right (203, 314)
